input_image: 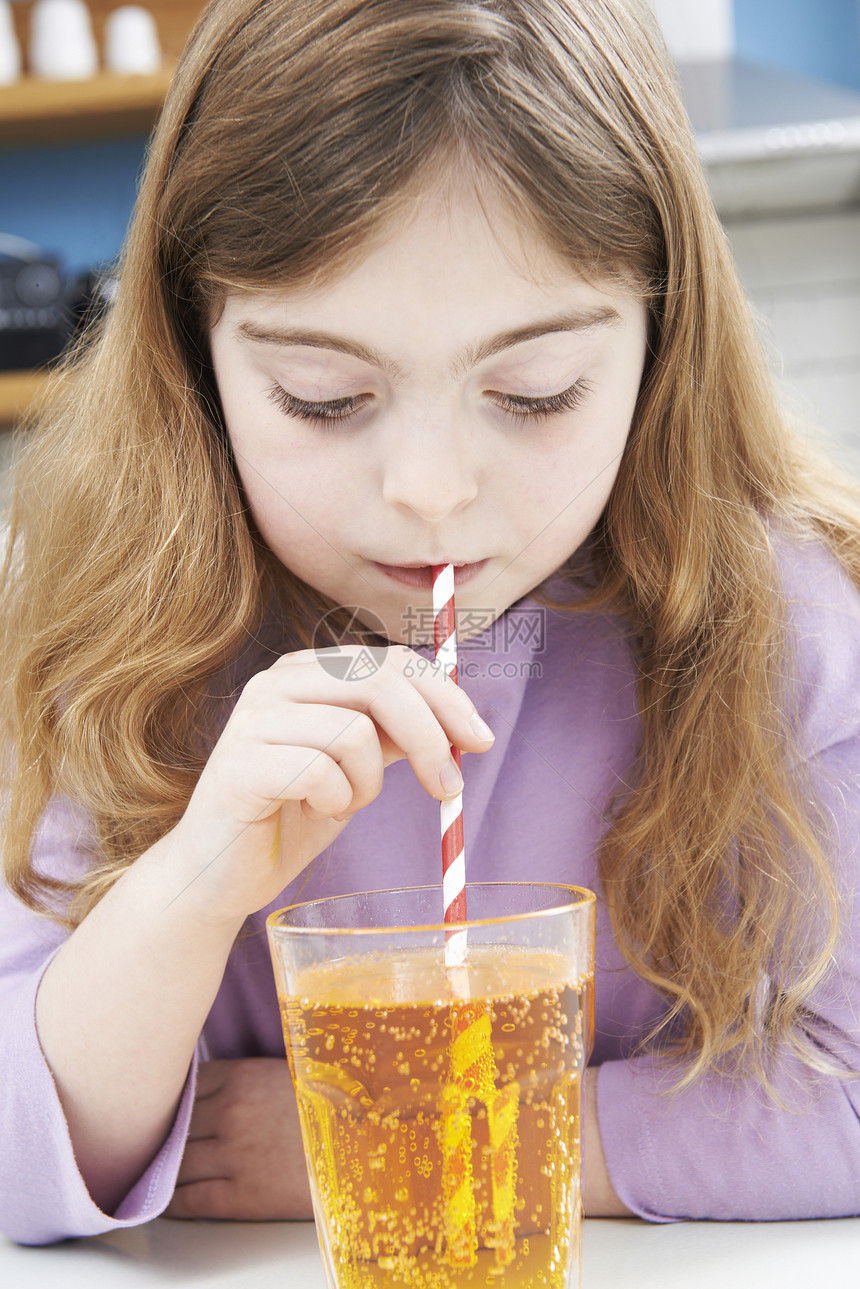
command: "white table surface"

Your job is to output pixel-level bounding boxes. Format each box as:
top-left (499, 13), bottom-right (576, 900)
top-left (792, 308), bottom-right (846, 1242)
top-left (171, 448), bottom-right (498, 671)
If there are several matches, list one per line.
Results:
top-left (2, 1215), bottom-right (859, 1288)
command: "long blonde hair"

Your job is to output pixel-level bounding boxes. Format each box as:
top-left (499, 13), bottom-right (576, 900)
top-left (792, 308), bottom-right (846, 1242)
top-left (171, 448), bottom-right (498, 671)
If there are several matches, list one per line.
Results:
top-left (3, 0), bottom-right (858, 1087)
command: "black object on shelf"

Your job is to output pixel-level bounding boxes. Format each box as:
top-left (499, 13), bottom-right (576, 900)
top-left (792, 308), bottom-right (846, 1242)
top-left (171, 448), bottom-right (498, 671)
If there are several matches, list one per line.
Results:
top-left (66, 268), bottom-right (119, 343)
top-left (0, 234), bottom-right (68, 371)
top-left (0, 234), bottom-right (120, 373)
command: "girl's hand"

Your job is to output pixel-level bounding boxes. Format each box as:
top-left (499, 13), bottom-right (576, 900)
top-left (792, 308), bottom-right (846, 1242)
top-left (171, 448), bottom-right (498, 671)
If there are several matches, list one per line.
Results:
top-left (166, 645), bottom-right (494, 925)
top-left (165, 1059), bottom-right (312, 1221)
top-left (164, 1060), bottom-right (634, 1223)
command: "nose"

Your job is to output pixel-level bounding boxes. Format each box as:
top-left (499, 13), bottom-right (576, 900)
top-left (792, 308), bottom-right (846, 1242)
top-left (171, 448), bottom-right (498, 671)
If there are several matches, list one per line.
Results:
top-left (381, 415), bottom-right (479, 521)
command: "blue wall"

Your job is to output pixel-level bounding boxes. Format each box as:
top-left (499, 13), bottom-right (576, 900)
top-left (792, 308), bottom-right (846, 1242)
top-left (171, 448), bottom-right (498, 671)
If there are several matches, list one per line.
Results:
top-left (734, 0), bottom-right (860, 92)
top-left (0, 137), bottom-right (146, 274)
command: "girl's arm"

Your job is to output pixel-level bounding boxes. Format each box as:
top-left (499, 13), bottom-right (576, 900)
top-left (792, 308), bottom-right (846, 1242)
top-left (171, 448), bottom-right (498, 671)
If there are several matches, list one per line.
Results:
top-left (35, 835), bottom-right (244, 1214)
top-left (34, 646), bottom-right (495, 1214)
top-left (585, 1071), bottom-right (632, 1216)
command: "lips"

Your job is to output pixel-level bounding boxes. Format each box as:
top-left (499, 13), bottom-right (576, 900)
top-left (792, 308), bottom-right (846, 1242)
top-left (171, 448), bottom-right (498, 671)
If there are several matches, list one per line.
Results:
top-left (371, 560), bottom-right (488, 588)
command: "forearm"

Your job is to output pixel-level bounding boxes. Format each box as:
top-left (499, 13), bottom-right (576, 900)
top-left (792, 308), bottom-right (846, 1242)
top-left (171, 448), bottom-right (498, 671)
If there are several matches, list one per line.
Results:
top-left (583, 1067), bottom-right (633, 1216)
top-left (31, 651), bottom-right (493, 1219)
top-left (35, 829), bottom-right (243, 1214)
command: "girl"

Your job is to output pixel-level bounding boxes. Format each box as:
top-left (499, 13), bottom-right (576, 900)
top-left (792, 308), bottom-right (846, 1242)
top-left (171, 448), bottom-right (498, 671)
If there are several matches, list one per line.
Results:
top-left (2, 0), bottom-right (859, 1246)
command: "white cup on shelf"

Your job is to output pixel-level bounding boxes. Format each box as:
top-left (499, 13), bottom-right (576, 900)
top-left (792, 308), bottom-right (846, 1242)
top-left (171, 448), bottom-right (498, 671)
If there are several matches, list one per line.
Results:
top-left (104, 5), bottom-right (161, 75)
top-left (29, 0), bottom-right (99, 80)
top-left (0, 0), bottom-right (22, 85)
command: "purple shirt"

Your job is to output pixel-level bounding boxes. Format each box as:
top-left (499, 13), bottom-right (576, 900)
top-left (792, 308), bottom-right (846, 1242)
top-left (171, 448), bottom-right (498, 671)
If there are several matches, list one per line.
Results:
top-left (2, 536), bottom-right (860, 1242)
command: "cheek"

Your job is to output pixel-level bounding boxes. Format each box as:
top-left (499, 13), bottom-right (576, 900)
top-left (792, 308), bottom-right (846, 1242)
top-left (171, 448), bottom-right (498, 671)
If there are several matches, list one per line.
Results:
top-left (228, 416), bottom-right (330, 513)
top-left (246, 472), bottom-right (321, 537)
top-left (526, 408), bottom-right (630, 498)
top-left (516, 420), bottom-right (629, 548)
top-left (233, 444), bottom-right (356, 569)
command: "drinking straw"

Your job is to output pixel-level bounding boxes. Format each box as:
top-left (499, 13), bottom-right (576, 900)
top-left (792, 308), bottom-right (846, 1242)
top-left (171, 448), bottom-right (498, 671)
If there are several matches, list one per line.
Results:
top-left (431, 563), bottom-right (468, 969)
top-left (431, 563), bottom-right (518, 1268)
top-left (440, 1004), bottom-right (519, 1268)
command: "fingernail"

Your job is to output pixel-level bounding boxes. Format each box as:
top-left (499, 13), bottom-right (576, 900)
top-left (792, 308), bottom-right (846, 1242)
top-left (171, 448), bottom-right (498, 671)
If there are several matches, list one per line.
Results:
top-left (440, 759), bottom-right (464, 796)
top-left (333, 812), bottom-right (355, 823)
top-left (470, 713), bottom-right (495, 742)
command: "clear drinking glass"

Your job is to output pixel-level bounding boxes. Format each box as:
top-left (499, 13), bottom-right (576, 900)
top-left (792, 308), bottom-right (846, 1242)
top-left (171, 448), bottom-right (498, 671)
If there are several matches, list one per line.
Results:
top-left (267, 882), bottom-right (596, 1289)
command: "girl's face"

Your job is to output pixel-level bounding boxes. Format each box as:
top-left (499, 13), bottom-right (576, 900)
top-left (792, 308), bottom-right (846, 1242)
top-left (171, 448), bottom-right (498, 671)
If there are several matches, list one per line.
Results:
top-left (210, 180), bottom-right (648, 645)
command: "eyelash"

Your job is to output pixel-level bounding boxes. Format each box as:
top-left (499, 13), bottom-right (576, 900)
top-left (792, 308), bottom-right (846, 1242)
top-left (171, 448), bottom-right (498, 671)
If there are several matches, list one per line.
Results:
top-left (266, 386), bottom-right (370, 427)
top-left (266, 379), bottom-right (591, 429)
top-left (490, 380), bottom-right (592, 426)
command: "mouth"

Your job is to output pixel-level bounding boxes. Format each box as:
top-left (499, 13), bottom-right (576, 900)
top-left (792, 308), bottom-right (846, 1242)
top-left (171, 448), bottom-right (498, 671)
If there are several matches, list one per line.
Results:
top-left (371, 560), bottom-right (489, 589)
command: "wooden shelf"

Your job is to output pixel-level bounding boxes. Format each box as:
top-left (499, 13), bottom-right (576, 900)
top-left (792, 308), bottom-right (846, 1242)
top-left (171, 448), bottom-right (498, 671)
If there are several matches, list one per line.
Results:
top-left (0, 4), bottom-right (204, 410)
top-left (0, 69), bottom-right (176, 144)
top-left (0, 369), bottom-right (51, 428)
top-left (0, 1), bottom-right (203, 144)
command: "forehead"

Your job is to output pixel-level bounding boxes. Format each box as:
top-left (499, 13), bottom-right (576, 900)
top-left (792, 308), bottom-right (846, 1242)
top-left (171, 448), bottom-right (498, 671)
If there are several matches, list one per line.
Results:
top-left (209, 155), bottom-right (645, 329)
top-left (215, 180), bottom-right (644, 341)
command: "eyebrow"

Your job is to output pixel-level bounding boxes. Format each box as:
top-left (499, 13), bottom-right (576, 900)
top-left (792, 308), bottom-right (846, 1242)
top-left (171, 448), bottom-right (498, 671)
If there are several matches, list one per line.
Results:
top-left (235, 306), bottom-right (622, 381)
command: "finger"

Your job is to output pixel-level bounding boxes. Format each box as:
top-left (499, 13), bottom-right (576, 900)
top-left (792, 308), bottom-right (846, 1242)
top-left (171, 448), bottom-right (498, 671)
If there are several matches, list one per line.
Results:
top-left (165, 1177), bottom-right (236, 1221)
top-left (231, 704), bottom-right (385, 819)
top-left (185, 1096), bottom-right (222, 1141)
top-left (193, 1060), bottom-right (227, 1101)
top-left (263, 652), bottom-right (493, 801)
top-left (273, 646), bottom-right (495, 754)
top-left (183, 1064), bottom-right (226, 1139)
top-left (166, 1174), bottom-right (304, 1221)
top-left (175, 1135), bottom-right (227, 1188)
top-left (208, 743), bottom-right (356, 825)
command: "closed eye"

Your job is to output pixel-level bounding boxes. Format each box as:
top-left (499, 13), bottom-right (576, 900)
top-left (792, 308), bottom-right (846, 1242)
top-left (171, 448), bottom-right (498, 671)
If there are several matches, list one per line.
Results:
top-left (267, 377), bottom-right (592, 429)
top-left (490, 379), bottom-right (592, 425)
top-left (267, 384), bottom-right (371, 426)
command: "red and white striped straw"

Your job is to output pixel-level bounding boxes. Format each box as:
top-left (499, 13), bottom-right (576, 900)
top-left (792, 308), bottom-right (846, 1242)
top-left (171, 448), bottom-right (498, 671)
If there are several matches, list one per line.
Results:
top-left (432, 563), bottom-right (468, 968)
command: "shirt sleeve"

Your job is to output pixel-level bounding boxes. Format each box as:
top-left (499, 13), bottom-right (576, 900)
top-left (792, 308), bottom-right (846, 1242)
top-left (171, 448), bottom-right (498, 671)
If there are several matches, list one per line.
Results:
top-left (0, 799), bottom-right (199, 1245)
top-left (595, 539), bottom-right (860, 1221)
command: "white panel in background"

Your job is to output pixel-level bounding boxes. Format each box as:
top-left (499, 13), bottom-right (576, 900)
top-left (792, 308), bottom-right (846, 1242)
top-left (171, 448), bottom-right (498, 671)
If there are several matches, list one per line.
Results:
top-left (648, 0), bottom-right (735, 61)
